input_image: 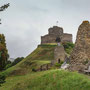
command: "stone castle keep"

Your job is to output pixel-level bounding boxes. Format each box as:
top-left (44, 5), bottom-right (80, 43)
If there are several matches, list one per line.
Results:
top-left (41, 26), bottom-right (72, 44)
top-left (40, 26), bottom-right (73, 65)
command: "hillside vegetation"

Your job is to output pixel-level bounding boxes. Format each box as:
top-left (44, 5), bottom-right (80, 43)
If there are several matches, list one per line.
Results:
top-left (0, 44), bottom-right (56, 76)
top-left (0, 70), bottom-right (90, 90)
top-left (0, 43), bottom-right (81, 90)
top-left (0, 43), bottom-right (74, 77)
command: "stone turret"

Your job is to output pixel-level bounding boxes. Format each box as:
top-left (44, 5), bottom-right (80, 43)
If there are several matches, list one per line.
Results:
top-left (48, 26), bottom-right (63, 36)
top-left (69, 21), bottom-right (90, 72)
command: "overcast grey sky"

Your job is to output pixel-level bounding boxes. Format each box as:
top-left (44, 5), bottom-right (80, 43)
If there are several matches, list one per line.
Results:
top-left (0, 0), bottom-right (90, 58)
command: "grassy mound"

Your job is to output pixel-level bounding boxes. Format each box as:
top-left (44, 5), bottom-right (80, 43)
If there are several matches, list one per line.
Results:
top-left (0, 43), bottom-right (74, 76)
top-left (0, 70), bottom-right (90, 90)
top-left (26, 44), bottom-right (56, 60)
top-left (0, 43), bottom-right (75, 76)
top-left (0, 43), bottom-right (89, 90)
top-left (0, 44), bottom-right (56, 76)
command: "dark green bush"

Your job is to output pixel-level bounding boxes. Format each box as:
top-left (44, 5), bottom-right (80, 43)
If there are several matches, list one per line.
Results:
top-left (55, 61), bottom-right (64, 67)
top-left (63, 42), bottom-right (74, 49)
top-left (11, 57), bottom-right (24, 66)
top-left (32, 68), bottom-right (37, 72)
top-left (0, 74), bottom-right (6, 86)
top-left (4, 64), bottom-right (12, 70)
top-left (62, 42), bottom-right (75, 54)
top-left (4, 60), bottom-right (12, 70)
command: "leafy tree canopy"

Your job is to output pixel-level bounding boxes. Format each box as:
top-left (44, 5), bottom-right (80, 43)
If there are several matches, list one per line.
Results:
top-left (0, 34), bottom-right (9, 70)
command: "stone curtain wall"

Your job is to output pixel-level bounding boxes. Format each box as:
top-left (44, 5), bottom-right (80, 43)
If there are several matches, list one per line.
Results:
top-left (62, 33), bottom-right (72, 43)
top-left (41, 35), bottom-right (56, 44)
top-left (69, 21), bottom-right (90, 72)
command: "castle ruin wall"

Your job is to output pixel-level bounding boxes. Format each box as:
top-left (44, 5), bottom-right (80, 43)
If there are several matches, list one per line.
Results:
top-left (62, 33), bottom-right (72, 43)
top-left (41, 34), bottom-right (57, 44)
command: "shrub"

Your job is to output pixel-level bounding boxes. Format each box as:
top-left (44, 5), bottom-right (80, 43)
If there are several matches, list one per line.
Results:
top-left (83, 21), bottom-right (89, 24)
top-left (63, 42), bottom-right (74, 49)
top-left (4, 60), bottom-right (12, 70)
top-left (55, 61), bottom-right (64, 67)
top-left (4, 64), bottom-right (12, 70)
top-left (11, 57), bottom-right (24, 66)
top-left (0, 74), bottom-right (6, 86)
top-left (62, 42), bottom-right (75, 54)
top-left (32, 68), bottom-right (37, 72)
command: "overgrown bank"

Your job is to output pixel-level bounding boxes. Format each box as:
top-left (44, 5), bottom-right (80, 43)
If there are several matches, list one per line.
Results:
top-left (0, 70), bottom-right (90, 90)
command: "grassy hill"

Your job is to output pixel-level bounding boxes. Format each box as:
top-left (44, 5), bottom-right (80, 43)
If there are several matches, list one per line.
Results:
top-left (0, 44), bottom-right (57, 76)
top-left (1, 43), bottom-right (87, 90)
top-left (0, 69), bottom-right (90, 90)
top-left (0, 43), bottom-right (74, 77)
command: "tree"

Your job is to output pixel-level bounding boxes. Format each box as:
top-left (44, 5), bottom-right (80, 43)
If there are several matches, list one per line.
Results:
top-left (11, 57), bottom-right (24, 66)
top-left (0, 2), bottom-right (10, 70)
top-left (4, 60), bottom-right (12, 70)
top-left (0, 34), bottom-right (9, 70)
top-left (0, 74), bottom-right (6, 86)
top-left (0, 3), bottom-right (10, 12)
top-left (0, 3), bottom-right (10, 24)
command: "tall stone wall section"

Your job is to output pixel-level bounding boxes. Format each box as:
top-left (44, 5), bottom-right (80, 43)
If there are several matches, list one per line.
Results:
top-left (51, 46), bottom-right (65, 65)
top-left (62, 33), bottom-right (72, 43)
top-left (69, 21), bottom-right (90, 72)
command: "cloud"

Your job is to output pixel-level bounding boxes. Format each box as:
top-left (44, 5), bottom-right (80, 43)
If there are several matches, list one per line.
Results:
top-left (0, 0), bottom-right (90, 58)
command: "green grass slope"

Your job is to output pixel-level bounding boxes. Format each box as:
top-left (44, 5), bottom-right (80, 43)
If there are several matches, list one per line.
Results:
top-left (0, 70), bottom-right (90, 90)
top-left (0, 44), bottom-right (56, 76)
top-left (0, 43), bottom-right (89, 90)
top-left (24, 44), bottom-right (56, 60)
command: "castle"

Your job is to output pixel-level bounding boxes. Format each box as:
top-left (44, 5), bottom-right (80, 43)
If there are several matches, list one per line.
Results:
top-left (40, 26), bottom-right (73, 65)
top-left (41, 26), bottom-right (72, 44)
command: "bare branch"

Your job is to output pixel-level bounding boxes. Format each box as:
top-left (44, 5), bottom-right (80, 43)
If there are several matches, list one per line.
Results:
top-left (0, 3), bottom-right (10, 12)
top-left (0, 3), bottom-right (10, 24)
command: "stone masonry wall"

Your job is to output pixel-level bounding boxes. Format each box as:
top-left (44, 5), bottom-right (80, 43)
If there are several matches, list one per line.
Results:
top-left (48, 26), bottom-right (63, 36)
top-left (41, 35), bottom-right (57, 44)
top-left (69, 21), bottom-right (90, 72)
top-left (51, 46), bottom-right (65, 65)
top-left (62, 33), bottom-right (72, 43)
top-left (41, 26), bottom-right (72, 44)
